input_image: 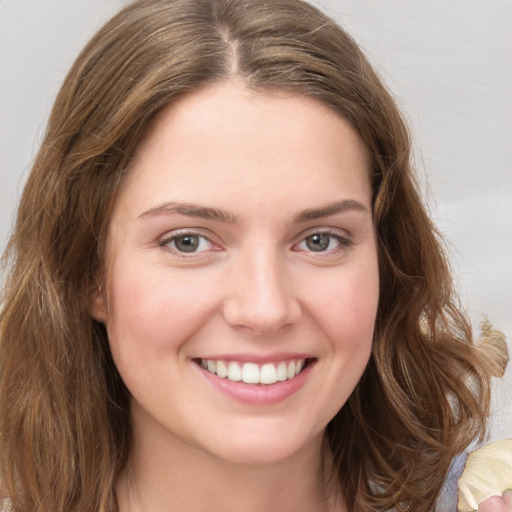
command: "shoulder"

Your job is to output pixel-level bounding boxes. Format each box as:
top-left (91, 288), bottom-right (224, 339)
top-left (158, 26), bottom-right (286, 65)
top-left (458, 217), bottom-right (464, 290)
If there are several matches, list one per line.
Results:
top-left (436, 451), bottom-right (468, 511)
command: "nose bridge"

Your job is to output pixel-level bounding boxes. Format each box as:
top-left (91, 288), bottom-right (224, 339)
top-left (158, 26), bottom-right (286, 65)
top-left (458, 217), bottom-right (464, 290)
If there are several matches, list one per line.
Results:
top-left (223, 244), bottom-right (300, 334)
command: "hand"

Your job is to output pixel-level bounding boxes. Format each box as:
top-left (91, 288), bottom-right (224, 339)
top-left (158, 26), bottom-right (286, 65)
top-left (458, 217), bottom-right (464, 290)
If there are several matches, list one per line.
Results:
top-left (478, 492), bottom-right (512, 512)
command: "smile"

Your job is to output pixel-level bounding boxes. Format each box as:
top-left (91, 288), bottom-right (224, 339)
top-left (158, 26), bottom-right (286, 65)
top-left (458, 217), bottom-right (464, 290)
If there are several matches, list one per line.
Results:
top-left (197, 358), bottom-right (310, 385)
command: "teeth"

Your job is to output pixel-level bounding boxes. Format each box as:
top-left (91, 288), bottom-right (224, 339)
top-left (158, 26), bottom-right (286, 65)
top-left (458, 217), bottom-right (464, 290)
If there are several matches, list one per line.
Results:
top-left (242, 363), bottom-right (259, 384)
top-left (199, 358), bottom-right (307, 385)
top-left (276, 362), bottom-right (288, 382)
top-left (217, 360), bottom-right (228, 378)
top-left (287, 361), bottom-right (295, 379)
top-left (260, 363), bottom-right (277, 385)
top-left (227, 361), bottom-right (242, 382)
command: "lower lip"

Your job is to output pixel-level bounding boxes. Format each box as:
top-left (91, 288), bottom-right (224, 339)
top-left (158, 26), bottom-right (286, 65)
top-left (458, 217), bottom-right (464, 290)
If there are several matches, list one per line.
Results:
top-left (196, 361), bottom-right (315, 405)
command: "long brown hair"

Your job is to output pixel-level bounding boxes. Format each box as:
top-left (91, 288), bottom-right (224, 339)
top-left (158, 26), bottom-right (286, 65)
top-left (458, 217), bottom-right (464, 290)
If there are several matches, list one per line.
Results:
top-left (0, 1), bottom-right (498, 510)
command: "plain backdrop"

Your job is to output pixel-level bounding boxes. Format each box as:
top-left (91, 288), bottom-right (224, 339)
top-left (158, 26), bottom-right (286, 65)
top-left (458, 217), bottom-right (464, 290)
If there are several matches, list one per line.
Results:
top-left (1, 0), bottom-right (511, 444)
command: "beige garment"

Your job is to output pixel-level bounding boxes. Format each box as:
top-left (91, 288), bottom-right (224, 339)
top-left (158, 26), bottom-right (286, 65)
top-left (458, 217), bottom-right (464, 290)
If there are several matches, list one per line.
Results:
top-left (457, 438), bottom-right (512, 512)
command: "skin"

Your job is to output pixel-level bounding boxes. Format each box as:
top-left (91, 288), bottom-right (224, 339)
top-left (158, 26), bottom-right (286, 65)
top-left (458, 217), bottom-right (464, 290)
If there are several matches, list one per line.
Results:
top-left (90, 81), bottom-right (380, 511)
top-left (479, 493), bottom-right (512, 512)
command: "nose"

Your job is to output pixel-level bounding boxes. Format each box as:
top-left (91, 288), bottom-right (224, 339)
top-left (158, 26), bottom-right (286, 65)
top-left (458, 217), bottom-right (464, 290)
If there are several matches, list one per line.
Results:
top-left (222, 249), bottom-right (302, 335)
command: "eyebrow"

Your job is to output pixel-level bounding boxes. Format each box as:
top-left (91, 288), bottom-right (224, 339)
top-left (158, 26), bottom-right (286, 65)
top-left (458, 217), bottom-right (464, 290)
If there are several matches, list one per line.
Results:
top-left (292, 199), bottom-right (369, 223)
top-left (137, 199), bottom-right (368, 224)
top-left (137, 202), bottom-right (240, 223)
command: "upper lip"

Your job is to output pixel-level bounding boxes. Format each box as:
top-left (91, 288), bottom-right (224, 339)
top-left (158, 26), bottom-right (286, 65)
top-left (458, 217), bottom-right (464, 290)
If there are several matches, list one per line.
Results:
top-left (193, 352), bottom-right (315, 364)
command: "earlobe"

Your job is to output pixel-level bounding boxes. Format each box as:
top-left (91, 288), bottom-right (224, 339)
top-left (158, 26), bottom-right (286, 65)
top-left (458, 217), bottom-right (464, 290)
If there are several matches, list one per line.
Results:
top-left (89, 285), bottom-right (108, 323)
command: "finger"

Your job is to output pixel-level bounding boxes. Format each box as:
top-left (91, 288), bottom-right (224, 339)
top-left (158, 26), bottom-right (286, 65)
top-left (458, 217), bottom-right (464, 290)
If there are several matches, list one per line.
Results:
top-left (503, 491), bottom-right (512, 507)
top-left (478, 496), bottom-right (512, 512)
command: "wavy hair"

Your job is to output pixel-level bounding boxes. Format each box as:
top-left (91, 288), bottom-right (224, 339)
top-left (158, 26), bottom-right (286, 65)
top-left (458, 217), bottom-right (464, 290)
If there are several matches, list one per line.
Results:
top-left (0, 0), bottom-right (498, 510)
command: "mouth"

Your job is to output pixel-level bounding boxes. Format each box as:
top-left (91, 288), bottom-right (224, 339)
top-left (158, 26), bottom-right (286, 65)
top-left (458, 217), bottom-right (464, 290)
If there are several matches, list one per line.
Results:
top-left (194, 358), bottom-right (315, 385)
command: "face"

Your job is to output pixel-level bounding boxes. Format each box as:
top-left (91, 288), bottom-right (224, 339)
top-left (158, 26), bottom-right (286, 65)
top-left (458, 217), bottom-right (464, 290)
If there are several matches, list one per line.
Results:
top-left (91, 82), bottom-right (379, 466)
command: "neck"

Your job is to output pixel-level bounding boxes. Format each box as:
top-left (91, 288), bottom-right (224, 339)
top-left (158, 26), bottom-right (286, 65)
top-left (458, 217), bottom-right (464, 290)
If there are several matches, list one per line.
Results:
top-left (116, 408), bottom-right (346, 512)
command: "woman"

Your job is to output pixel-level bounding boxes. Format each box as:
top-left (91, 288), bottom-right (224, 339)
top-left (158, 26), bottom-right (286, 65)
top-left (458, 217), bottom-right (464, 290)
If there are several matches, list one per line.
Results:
top-left (0, 0), bottom-right (507, 510)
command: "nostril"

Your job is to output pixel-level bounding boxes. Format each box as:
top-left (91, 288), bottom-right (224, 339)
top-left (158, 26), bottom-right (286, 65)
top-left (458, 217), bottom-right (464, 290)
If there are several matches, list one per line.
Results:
top-left (222, 262), bottom-right (302, 334)
top-left (222, 298), bottom-right (302, 335)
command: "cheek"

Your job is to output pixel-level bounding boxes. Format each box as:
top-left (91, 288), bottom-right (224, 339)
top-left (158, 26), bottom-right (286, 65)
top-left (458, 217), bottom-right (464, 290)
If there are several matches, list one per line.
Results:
top-left (295, 259), bottom-right (378, 429)
top-left (105, 263), bottom-right (219, 363)
top-left (307, 258), bottom-right (379, 353)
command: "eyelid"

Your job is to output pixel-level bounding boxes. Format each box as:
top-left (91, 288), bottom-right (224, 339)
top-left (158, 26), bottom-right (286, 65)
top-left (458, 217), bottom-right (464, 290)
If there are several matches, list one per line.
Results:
top-left (158, 228), bottom-right (222, 256)
top-left (292, 228), bottom-right (354, 254)
top-left (156, 226), bottom-right (353, 258)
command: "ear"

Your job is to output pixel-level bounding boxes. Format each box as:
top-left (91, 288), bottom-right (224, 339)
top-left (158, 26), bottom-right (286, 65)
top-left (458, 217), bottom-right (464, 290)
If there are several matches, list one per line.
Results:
top-left (89, 285), bottom-right (108, 323)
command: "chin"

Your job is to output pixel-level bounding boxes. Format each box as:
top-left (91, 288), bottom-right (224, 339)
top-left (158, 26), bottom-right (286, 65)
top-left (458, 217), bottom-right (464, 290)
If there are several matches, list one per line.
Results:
top-left (198, 423), bottom-right (324, 467)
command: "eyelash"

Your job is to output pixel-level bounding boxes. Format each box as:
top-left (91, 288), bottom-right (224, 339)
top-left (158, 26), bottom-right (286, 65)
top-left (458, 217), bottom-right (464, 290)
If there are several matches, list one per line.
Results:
top-left (293, 230), bottom-right (353, 255)
top-left (158, 230), bottom-right (218, 257)
top-left (157, 229), bottom-right (353, 257)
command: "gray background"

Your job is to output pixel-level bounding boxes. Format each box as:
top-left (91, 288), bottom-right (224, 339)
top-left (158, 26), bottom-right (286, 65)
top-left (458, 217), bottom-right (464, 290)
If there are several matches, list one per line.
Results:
top-left (1, 1), bottom-right (511, 441)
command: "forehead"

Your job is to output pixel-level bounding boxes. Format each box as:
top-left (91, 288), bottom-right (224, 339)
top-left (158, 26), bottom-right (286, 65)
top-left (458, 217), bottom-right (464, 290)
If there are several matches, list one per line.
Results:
top-left (115, 82), bottom-right (372, 219)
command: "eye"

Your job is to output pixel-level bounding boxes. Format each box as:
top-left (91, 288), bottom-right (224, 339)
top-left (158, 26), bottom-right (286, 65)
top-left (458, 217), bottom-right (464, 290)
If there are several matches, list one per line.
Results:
top-left (304, 233), bottom-right (331, 252)
top-left (294, 231), bottom-right (352, 253)
top-left (159, 232), bottom-right (216, 254)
